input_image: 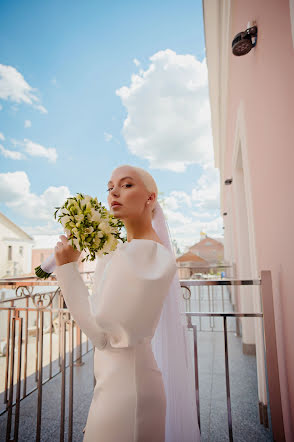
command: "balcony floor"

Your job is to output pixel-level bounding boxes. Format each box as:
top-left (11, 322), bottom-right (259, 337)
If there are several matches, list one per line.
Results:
top-left (0, 328), bottom-right (273, 442)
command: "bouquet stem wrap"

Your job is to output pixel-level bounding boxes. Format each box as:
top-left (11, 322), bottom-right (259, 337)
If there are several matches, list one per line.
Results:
top-left (35, 253), bottom-right (56, 279)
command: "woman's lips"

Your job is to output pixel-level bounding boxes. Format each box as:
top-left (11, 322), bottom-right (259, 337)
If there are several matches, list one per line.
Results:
top-left (112, 203), bottom-right (122, 208)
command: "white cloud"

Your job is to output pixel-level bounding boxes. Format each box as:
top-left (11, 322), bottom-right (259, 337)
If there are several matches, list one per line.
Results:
top-left (104, 131), bottom-right (120, 145)
top-left (165, 208), bottom-right (223, 250)
top-left (164, 207), bottom-right (193, 225)
top-left (23, 138), bottom-right (57, 162)
top-left (0, 64), bottom-right (47, 114)
top-left (133, 58), bottom-right (140, 66)
top-left (0, 171), bottom-right (70, 222)
top-left (30, 233), bottom-right (62, 249)
top-left (116, 49), bottom-right (213, 172)
top-left (0, 132), bottom-right (4, 141)
top-left (162, 195), bottom-right (179, 211)
top-left (158, 164), bottom-right (221, 248)
top-left (10, 137), bottom-right (57, 162)
top-left (191, 165), bottom-right (220, 212)
top-left (0, 144), bottom-right (25, 160)
top-left (104, 132), bottom-right (113, 142)
top-left (0, 104), bottom-right (3, 110)
top-left (24, 119), bottom-right (32, 128)
top-left (169, 190), bottom-right (192, 208)
top-left (0, 171), bottom-right (30, 202)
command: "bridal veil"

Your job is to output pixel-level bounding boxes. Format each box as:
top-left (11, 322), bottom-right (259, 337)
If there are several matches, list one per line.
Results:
top-left (151, 200), bottom-right (201, 442)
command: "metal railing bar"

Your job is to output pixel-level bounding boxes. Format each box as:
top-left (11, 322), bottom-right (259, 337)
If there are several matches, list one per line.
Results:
top-left (14, 313), bottom-right (23, 441)
top-left (60, 313), bottom-right (66, 442)
top-left (36, 302), bottom-right (44, 441)
top-left (223, 316), bottom-right (233, 442)
top-left (185, 312), bottom-right (263, 317)
top-left (0, 344), bottom-right (93, 418)
top-left (4, 308), bottom-right (11, 404)
top-left (180, 279), bottom-right (261, 286)
top-left (68, 319), bottom-right (74, 441)
top-left (6, 312), bottom-right (16, 440)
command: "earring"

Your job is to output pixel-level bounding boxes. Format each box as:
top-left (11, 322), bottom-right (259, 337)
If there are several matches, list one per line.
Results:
top-left (147, 201), bottom-right (150, 204)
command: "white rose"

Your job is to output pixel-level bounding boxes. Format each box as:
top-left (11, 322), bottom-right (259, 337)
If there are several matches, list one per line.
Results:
top-left (60, 215), bottom-right (72, 227)
top-left (75, 214), bottom-right (84, 222)
top-left (84, 226), bottom-right (94, 234)
top-left (90, 208), bottom-right (102, 222)
top-left (98, 221), bottom-right (111, 234)
top-left (72, 237), bottom-right (81, 251)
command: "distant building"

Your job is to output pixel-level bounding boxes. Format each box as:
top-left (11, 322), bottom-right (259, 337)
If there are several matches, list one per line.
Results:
top-left (176, 234), bottom-right (225, 278)
top-left (176, 251), bottom-right (208, 279)
top-left (189, 233), bottom-right (224, 264)
top-left (0, 211), bottom-right (34, 278)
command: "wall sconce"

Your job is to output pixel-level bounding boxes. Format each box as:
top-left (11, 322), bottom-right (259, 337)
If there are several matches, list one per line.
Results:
top-left (223, 212), bottom-right (228, 216)
top-left (232, 21), bottom-right (257, 56)
top-left (224, 178), bottom-right (233, 185)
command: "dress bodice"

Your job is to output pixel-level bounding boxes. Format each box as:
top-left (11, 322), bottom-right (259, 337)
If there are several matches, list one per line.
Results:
top-left (55, 239), bottom-right (177, 351)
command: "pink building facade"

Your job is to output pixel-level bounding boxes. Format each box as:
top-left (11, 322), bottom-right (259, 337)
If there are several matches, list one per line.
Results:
top-left (203, 0), bottom-right (294, 439)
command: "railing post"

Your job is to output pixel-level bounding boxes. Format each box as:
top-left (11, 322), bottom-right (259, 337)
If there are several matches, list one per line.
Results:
top-left (223, 316), bottom-right (233, 442)
top-left (14, 311), bottom-right (23, 442)
top-left (4, 306), bottom-right (12, 406)
top-left (192, 323), bottom-right (201, 433)
top-left (6, 308), bottom-right (16, 441)
top-left (260, 270), bottom-right (285, 442)
top-left (36, 301), bottom-right (44, 442)
top-left (187, 314), bottom-right (201, 434)
top-left (23, 296), bottom-right (29, 397)
top-left (60, 312), bottom-right (66, 442)
top-left (68, 316), bottom-right (74, 442)
top-left (75, 326), bottom-right (84, 366)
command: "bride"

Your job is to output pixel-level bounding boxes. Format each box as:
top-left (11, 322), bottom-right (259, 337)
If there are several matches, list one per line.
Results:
top-left (54, 164), bottom-right (201, 442)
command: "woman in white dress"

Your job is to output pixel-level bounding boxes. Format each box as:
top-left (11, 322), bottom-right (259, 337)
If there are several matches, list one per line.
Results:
top-left (54, 164), bottom-right (201, 442)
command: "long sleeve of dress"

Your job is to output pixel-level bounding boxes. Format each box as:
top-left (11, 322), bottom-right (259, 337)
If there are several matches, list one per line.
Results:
top-left (54, 256), bottom-right (111, 349)
top-left (54, 240), bottom-right (177, 350)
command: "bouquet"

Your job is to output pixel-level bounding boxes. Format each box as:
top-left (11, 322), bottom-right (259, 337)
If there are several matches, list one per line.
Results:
top-left (34, 193), bottom-right (126, 279)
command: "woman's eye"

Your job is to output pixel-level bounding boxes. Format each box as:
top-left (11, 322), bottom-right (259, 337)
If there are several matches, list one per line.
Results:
top-left (107, 184), bottom-right (132, 192)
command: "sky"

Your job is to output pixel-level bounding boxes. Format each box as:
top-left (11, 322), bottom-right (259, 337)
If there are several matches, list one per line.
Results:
top-left (0, 0), bottom-right (222, 252)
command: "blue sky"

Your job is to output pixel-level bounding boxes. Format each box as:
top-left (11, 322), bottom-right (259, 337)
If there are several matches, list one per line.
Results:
top-left (0, 0), bottom-right (221, 251)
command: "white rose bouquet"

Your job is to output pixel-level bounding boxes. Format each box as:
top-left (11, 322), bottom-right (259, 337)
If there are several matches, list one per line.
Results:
top-left (34, 193), bottom-right (126, 279)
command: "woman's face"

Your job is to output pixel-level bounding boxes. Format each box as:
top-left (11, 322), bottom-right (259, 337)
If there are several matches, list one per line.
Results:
top-left (107, 167), bottom-right (153, 220)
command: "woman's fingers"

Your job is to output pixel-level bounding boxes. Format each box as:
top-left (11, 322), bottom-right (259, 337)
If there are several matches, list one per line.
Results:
top-left (54, 234), bottom-right (81, 266)
top-left (59, 235), bottom-right (68, 245)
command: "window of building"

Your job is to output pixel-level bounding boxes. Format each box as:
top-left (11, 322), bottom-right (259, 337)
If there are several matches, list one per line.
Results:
top-left (19, 246), bottom-right (23, 256)
top-left (8, 245), bottom-right (12, 261)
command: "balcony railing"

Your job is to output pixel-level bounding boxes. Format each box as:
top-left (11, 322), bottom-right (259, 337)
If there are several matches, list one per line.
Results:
top-left (0, 270), bottom-right (284, 441)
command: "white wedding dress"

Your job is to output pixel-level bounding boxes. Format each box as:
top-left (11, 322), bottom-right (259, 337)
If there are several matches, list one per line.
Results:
top-left (55, 239), bottom-right (177, 442)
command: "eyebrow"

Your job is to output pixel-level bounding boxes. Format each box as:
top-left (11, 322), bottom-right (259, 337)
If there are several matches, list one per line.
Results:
top-left (107, 176), bottom-right (135, 185)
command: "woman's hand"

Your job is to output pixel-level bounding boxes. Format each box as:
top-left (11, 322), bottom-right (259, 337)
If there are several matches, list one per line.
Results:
top-left (54, 235), bottom-right (82, 266)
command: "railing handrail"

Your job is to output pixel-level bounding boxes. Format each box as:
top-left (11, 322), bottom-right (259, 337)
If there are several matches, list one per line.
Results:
top-left (0, 275), bottom-right (259, 287)
top-left (180, 278), bottom-right (261, 286)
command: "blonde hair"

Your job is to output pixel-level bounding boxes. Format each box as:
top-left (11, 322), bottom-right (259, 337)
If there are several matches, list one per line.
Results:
top-left (112, 164), bottom-right (158, 217)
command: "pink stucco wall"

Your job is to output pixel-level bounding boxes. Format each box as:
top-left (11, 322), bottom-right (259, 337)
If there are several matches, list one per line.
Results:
top-left (225, 0), bottom-right (294, 437)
